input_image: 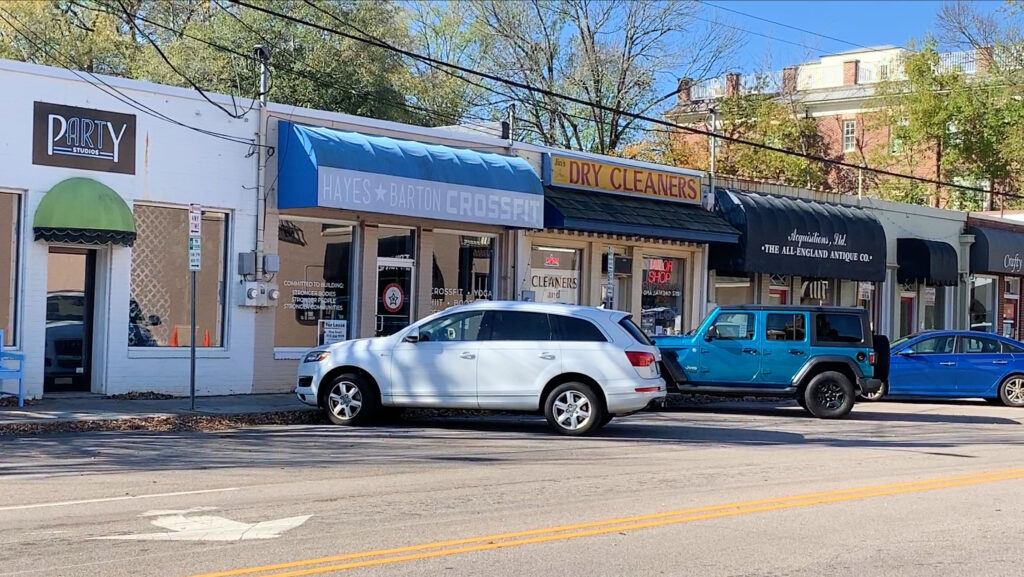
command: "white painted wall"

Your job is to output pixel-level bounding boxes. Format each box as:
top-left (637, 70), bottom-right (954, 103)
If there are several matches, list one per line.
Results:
top-left (0, 60), bottom-right (259, 399)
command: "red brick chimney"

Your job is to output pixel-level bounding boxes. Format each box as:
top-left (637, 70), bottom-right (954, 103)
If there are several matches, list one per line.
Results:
top-left (843, 60), bottom-right (860, 86)
top-left (782, 66), bottom-right (798, 93)
top-left (677, 77), bottom-right (692, 103)
top-left (725, 72), bottom-right (741, 97)
top-left (976, 46), bottom-right (994, 73)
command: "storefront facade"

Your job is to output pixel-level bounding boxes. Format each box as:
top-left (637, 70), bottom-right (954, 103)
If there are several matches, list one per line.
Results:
top-left (0, 60), bottom-right (261, 401)
top-left (517, 152), bottom-right (739, 337)
top-left (965, 215), bottom-right (1024, 339)
top-left (253, 110), bottom-right (543, 391)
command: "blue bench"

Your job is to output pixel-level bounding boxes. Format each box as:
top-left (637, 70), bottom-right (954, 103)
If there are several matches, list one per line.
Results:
top-left (0, 329), bottom-right (25, 408)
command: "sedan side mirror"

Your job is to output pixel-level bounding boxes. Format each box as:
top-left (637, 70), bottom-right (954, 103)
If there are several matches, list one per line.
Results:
top-left (705, 326), bottom-right (719, 342)
top-left (403, 327), bottom-right (420, 343)
top-left (897, 349), bottom-right (915, 356)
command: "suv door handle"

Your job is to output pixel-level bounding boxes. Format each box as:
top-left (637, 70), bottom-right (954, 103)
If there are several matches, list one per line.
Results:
top-left (939, 361), bottom-right (955, 366)
top-left (538, 352), bottom-right (556, 360)
top-left (788, 349), bottom-right (805, 355)
top-left (742, 348), bottom-right (758, 355)
top-left (460, 352), bottom-right (476, 360)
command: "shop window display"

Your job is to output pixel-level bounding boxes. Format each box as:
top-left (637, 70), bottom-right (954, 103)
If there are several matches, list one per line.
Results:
top-left (432, 234), bottom-right (494, 312)
top-left (641, 256), bottom-right (685, 336)
top-left (528, 247), bottom-right (581, 304)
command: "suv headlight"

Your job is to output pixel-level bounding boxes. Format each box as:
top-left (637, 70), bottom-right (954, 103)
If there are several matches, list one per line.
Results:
top-left (303, 350), bottom-right (330, 363)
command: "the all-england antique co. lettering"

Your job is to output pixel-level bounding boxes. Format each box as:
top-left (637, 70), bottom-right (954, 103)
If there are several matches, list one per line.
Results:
top-left (761, 229), bottom-right (871, 263)
top-left (32, 102), bottom-right (136, 174)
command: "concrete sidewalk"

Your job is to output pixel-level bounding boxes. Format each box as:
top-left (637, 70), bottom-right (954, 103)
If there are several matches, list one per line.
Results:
top-left (0, 392), bottom-right (315, 426)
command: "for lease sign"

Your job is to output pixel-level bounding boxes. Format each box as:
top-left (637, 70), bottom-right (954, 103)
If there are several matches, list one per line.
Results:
top-left (548, 154), bottom-right (701, 204)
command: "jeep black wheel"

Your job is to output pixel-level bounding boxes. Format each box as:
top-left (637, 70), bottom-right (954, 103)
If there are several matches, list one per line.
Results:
top-left (803, 371), bottom-right (855, 419)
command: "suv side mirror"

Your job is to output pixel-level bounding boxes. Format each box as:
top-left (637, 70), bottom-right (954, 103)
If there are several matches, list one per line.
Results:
top-left (705, 326), bottom-right (719, 341)
top-left (403, 327), bottom-right (420, 343)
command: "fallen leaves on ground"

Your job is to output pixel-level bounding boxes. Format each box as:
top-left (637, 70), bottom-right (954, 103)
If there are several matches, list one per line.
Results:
top-left (0, 410), bottom-right (327, 437)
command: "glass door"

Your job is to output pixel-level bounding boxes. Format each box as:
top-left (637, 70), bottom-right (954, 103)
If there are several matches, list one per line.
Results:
top-left (45, 248), bottom-right (95, 392)
top-left (376, 258), bottom-right (414, 336)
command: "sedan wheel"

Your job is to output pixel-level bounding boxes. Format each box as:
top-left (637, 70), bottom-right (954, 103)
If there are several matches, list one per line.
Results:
top-left (322, 373), bottom-right (380, 426)
top-left (544, 382), bottom-right (605, 436)
top-left (999, 375), bottom-right (1024, 407)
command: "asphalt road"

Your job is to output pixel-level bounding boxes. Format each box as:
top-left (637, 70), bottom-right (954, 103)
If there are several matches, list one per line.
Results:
top-left (2, 398), bottom-right (1024, 577)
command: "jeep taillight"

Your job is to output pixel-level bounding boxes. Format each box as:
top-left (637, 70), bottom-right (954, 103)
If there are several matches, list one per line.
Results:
top-left (626, 351), bottom-right (655, 367)
top-left (869, 352), bottom-right (876, 366)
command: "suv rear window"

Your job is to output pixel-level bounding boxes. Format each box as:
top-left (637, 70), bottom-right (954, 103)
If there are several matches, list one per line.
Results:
top-left (814, 313), bottom-right (864, 344)
top-left (619, 317), bottom-right (653, 345)
top-left (551, 315), bottom-right (607, 342)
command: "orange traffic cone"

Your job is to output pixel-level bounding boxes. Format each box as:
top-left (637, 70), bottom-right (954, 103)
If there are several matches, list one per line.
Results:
top-left (170, 326), bottom-right (179, 347)
top-left (203, 330), bottom-right (210, 347)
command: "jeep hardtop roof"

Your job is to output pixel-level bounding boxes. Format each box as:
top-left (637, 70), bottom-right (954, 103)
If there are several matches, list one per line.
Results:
top-left (715, 305), bottom-right (868, 314)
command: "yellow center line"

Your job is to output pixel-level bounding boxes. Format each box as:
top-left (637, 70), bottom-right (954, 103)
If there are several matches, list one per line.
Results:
top-left (183, 468), bottom-right (1024, 577)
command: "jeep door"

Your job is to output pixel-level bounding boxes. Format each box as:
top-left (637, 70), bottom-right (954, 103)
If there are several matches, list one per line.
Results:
top-left (759, 312), bottom-right (810, 387)
top-left (697, 311), bottom-right (761, 384)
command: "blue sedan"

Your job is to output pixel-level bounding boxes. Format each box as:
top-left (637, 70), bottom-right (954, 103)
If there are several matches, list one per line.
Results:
top-left (863, 331), bottom-right (1024, 406)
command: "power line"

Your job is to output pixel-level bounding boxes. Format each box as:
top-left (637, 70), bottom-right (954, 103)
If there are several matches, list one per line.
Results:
top-left (229, 0), bottom-right (1009, 200)
top-left (697, 0), bottom-right (884, 53)
top-left (690, 13), bottom-right (827, 55)
top-left (0, 6), bottom-right (262, 149)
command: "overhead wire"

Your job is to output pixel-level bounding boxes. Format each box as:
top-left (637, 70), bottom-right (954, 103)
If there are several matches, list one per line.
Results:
top-left (229, 0), bottom-right (1011, 200)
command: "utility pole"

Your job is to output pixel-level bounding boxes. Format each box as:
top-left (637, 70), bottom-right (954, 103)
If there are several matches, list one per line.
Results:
top-left (254, 45), bottom-right (270, 279)
top-left (708, 107), bottom-right (718, 202)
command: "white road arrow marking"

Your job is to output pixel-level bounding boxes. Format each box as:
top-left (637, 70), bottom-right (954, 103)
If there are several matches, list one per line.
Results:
top-left (94, 509), bottom-right (311, 542)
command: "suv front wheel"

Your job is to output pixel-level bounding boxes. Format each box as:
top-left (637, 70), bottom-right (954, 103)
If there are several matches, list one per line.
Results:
top-left (544, 382), bottom-right (605, 436)
top-left (803, 371), bottom-right (855, 418)
top-left (322, 373), bottom-right (380, 426)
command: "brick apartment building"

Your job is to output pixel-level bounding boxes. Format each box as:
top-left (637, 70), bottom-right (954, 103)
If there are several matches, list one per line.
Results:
top-left (666, 46), bottom-right (994, 198)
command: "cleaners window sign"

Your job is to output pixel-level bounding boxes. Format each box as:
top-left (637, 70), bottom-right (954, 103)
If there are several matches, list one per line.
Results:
top-left (761, 230), bottom-right (875, 265)
top-left (32, 102), bottom-right (136, 174)
top-left (546, 154), bottom-right (701, 204)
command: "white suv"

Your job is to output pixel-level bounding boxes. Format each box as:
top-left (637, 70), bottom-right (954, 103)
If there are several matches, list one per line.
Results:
top-left (295, 301), bottom-right (666, 435)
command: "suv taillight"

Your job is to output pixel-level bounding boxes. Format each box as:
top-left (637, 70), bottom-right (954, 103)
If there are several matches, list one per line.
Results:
top-left (626, 351), bottom-right (656, 367)
top-left (869, 352), bottom-right (876, 366)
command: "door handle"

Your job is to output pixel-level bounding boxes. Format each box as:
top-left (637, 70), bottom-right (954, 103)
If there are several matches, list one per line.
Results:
top-left (742, 348), bottom-right (758, 355)
top-left (700, 348), bottom-right (709, 354)
top-left (993, 360), bottom-right (1009, 365)
top-left (788, 349), bottom-right (805, 355)
top-left (459, 352), bottom-right (476, 360)
top-left (939, 361), bottom-right (955, 366)
top-left (538, 352), bottom-right (556, 360)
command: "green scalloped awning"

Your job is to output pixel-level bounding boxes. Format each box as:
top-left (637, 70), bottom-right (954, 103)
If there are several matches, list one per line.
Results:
top-left (33, 178), bottom-right (136, 246)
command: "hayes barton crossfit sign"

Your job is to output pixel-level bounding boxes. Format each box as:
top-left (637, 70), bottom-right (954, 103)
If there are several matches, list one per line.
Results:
top-left (318, 167), bottom-right (543, 229)
top-left (33, 102), bottom-right (136, 174)
top-left (547, 153), bottom-right (702, 204)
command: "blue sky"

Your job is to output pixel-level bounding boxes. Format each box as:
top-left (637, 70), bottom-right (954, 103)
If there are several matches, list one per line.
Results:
top-left (701, 0), bottom-right (1006, 71)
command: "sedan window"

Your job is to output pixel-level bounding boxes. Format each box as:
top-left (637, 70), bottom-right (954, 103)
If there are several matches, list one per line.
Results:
top-left (959, 336), bottom-right (1002, 354)
top-left (904, 335), bottom-right (955, 354)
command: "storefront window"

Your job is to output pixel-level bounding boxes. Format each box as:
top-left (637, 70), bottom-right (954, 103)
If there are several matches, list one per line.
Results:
top-left (600, 248), bottom-right (631, 311)
top-left (432, 234), bottom-right (494, 313)
top-left (970, 276), bottom-right (997, 332)
top-left (275, 219), bottom-right (354, 347)
top-left (800, 278), bottom-right (834, 306)
top-left (768, 275), bottom-right (791, 305)
top-left (1003, 278), bottom-right (1019, 338)
top-left (528, 246), bottom-right (580, 304)
top-left (378, 228), bottom-right (416, 260)
top-left (641, 257), bottom-right (685, 336)
top-left (714, 274), bottom-right (754, 305)
top-left (130, 205), bottom-right (226, 347)
top-left (0, 193), bottom-right (17, 347)
top-left (923, 286), bottom-right (946, 331)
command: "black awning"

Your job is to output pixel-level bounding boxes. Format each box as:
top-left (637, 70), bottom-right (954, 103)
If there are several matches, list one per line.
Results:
top-left (543, 186), bottom-right (739, 244)
top-left (968, 226), bottom-right (1024, 274)
top-left (710, 190), bottom-right (886, 282)
top-left (897, 238), bottom-right (958, 286)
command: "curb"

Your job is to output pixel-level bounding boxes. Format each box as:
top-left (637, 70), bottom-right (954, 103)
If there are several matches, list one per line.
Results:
top-left (0, 410), bottom-right (327, 437)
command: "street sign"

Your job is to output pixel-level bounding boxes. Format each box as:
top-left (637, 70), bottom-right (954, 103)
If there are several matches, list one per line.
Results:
top-left (188, 204), bottom-right (201, 410)
top-left (188, 237), bottom-right (202, 271)
top-left (188, 203), bottom-right (202, 236)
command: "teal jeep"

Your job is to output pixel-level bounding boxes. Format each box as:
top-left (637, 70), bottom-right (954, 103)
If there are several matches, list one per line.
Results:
top-left (654, 306), bottom-right (888, 418)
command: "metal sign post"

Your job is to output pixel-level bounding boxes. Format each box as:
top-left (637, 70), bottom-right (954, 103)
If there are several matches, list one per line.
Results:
top-left (188, 204), bottom-right (202, 411)
top-left (605, 246), bottom-right (615, 310)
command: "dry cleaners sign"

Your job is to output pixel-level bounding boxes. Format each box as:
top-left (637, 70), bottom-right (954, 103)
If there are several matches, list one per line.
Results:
top-left (32, 102), bottom-right (136, 174)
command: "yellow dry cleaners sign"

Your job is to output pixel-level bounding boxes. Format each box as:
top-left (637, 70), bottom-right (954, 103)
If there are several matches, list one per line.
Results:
top-left (548, 154), bottom-right (702, 204)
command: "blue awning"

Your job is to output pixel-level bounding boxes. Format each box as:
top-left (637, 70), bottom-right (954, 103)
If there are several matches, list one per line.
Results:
top-left (277, 121), bottom-right (544, 228)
